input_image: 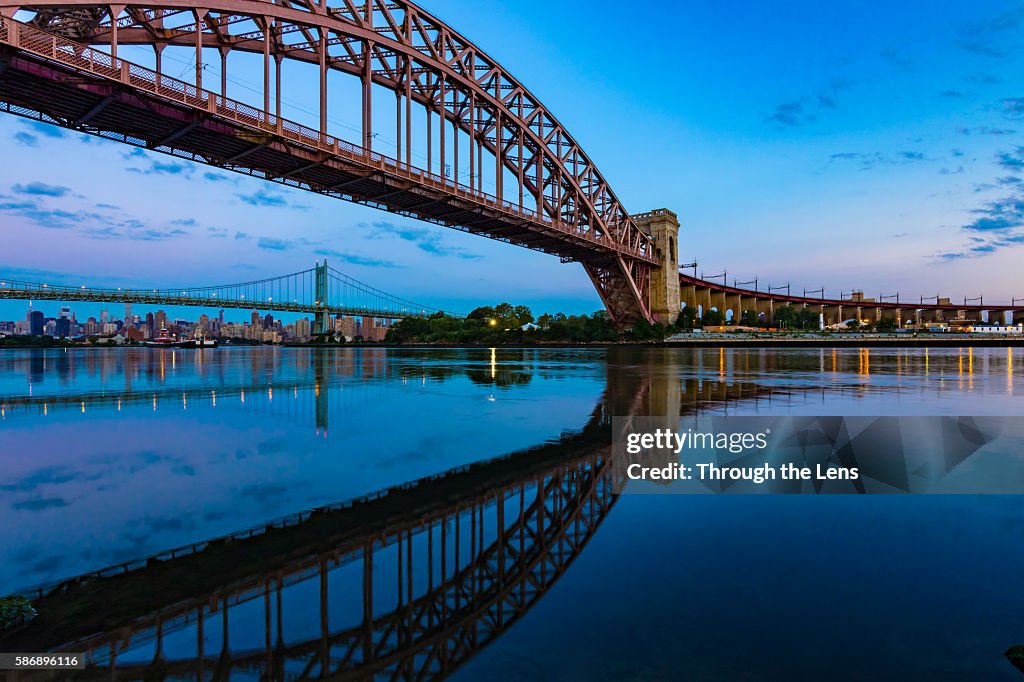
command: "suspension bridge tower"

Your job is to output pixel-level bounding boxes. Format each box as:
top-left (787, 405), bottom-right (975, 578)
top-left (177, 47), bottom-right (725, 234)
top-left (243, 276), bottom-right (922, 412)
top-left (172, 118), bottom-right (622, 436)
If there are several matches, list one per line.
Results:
top-left (314, 259), bottom-right (330, 336)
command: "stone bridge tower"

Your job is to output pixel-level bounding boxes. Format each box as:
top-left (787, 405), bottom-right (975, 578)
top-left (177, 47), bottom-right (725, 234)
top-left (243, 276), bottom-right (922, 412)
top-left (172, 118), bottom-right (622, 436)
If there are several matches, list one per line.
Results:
top-left (633, 209), bottom-right (681, 324)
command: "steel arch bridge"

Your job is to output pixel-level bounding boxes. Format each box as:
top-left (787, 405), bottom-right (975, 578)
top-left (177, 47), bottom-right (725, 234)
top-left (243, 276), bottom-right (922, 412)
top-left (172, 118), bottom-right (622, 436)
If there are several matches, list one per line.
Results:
top-left (0, 0), bottom-right (667, 324)
top-left (0, 260), bottom-right (455, 328)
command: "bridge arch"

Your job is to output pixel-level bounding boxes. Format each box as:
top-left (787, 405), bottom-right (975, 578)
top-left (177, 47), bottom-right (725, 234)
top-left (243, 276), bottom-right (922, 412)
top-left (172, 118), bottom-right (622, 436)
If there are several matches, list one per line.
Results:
top-left (0, 0), bottom-right (665, 323)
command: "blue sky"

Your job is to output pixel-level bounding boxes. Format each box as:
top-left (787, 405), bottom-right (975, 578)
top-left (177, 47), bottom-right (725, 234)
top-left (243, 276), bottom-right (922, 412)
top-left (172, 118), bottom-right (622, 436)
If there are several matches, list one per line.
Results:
top-left (1, 0), bottom-right (1023, 321)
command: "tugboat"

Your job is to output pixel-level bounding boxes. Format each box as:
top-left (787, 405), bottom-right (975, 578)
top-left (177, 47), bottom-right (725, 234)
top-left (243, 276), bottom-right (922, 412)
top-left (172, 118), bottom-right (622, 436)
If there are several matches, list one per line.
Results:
top-left (144, 328), bottom-right (218, 348)
top-left (145, 326), bottom-right (176, 347)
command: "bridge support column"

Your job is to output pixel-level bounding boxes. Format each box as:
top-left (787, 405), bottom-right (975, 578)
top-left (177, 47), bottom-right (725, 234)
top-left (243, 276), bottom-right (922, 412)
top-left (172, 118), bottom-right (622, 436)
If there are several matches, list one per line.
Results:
top-left (314, 259), bottom-right (330, 336)
top-left (1014, 310), bottom-right (1024, 325)
top-left (680, 284), bottom-right (696, 312)
top-left (632, 209), bottom-right (680, 325)
top-left (701, 287), bottom-right (713, 318)
top-left (711, 291), bottom-right (727, 320)
top-left (725, 294), bottom-right (741, 323)
top-left (824, 305), bottom-right (840, 327)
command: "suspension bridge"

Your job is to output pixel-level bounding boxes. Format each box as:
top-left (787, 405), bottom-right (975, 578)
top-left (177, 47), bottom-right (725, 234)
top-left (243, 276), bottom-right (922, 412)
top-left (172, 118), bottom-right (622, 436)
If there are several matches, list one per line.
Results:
top-left (0, 260), bottom-right (456, 332)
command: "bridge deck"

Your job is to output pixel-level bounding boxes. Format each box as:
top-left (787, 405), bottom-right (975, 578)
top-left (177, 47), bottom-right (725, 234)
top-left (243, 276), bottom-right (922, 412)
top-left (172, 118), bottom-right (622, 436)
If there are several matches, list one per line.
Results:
top-left (679, 273), bottom-right (1022, 313)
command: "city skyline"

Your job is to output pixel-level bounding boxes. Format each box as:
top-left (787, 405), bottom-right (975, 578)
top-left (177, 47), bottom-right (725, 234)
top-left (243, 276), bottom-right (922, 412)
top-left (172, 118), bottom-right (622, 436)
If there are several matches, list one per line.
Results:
top-left (0, 0), bottom-right (1022, 320)
top-left (0, 300), bottom-right (390, 342)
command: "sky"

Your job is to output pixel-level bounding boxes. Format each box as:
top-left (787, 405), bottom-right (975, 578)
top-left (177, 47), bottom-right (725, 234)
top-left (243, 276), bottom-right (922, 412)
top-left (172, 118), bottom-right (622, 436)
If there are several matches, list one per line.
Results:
top-left (1, 0), bottom-right (1023, 321)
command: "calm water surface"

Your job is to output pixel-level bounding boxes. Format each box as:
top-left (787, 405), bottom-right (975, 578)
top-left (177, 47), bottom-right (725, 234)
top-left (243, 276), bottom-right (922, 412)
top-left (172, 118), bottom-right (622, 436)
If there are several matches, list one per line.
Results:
top-left (0, 346), bottom-right (1021, 680)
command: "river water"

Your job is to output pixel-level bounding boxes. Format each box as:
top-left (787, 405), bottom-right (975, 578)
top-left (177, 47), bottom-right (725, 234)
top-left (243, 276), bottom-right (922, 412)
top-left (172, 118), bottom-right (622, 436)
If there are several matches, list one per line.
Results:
top-left (0, 346), bottom-right (1021, 680)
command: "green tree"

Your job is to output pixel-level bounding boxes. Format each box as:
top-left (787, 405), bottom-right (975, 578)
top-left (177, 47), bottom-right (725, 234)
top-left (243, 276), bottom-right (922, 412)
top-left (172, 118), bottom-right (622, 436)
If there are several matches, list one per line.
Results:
top-left (774, 305), bottom-right (798, 329)
top-left (877, 317), bottom-right (898, 332)
top-left (796, 308), bottom-right (821, 331)
top-left (701, 309), bottom-right (724, 326)
top-left (677, 307), bottom-right (698, 329)
top-left (740, 310), bottom-right (761, 327)
top-left (513, 305), bottom-right (534, 326)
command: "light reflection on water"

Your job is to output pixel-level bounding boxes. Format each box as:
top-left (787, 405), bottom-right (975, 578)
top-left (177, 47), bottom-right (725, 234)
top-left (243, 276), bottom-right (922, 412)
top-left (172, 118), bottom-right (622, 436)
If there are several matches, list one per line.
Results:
top-left (0, 345), bottom-right (1021, 680)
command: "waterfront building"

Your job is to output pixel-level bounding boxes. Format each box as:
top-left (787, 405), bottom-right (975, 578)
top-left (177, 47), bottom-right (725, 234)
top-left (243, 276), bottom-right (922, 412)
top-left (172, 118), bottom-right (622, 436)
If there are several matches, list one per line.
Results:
top-left (967, 323), bottom-right (1023, 335)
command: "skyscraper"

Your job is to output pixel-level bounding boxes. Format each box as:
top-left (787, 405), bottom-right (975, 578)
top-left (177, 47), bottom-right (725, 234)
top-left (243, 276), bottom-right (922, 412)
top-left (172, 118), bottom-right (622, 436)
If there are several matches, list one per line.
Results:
top-left (251, 310), bottom-right (262, 329)
top-left (56, 306), bottom-right (71, 338)
top-left (29, 310), bottom-right (44, 336)
top-left (124, 302), bottom-right (132, 325)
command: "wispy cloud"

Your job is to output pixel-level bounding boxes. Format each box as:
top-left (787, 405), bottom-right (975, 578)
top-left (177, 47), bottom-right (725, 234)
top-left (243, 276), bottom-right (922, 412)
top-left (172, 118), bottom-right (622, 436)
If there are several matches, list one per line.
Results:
top-left (0, 182), bottom-right (196, 240)
top-left (238, 188), bottom-right (295, 208)
top-left (941, 148), bottom-right (1024, 260)
top-left (257, 237), bottom-right (292, 251)
top-left (1003, 98), bottom-right (1024, 119)
top-left (997, 147), bottom-right (1024, 171)
top-left (21, 120), bottom-right (66, 139)
top-left (147, 160), bottom-right (193, 176)
top-left (13, 132), bottom-right (38, 148)
top-left (364, 221), bottom-right (482, 259)
top-left (765, 78), bottom-right (851, 128)
top-left (958, 7), bottom-right (1024, 57)
top-left (11, 182), bottom-right (71, 198)
top-left (966, 72), bottom-right (1000, 85)
top-left (957, 125), bottom-right (1016, 136)
top-left (827, 150), bottom-right (930, 171)
top-left (227, 230), bottom-right (396, 266)
top-left (202, 171), bottom-right (237, 184)
top-left (313, 248), bottom-right (398, 268)
top-left (963, 196), bottom-right (1024, 233)
top-left (878, 46), bottom-right (913, 70)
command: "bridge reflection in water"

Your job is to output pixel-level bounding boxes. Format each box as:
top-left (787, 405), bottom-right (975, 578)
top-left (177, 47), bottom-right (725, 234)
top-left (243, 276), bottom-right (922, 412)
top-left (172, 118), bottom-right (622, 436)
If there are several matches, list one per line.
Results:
top-left (3, 345), bottom-right (1007, 432)
top-left (0, 347), bottom-right (1016, 680)
top-left (3, 348), bottom-right (654, 682)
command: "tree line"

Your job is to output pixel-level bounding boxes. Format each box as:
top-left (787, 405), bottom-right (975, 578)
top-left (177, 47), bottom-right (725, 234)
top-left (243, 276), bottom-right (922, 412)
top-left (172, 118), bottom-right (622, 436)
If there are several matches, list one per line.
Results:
top-left (385, 302), bottom-right (903, 345)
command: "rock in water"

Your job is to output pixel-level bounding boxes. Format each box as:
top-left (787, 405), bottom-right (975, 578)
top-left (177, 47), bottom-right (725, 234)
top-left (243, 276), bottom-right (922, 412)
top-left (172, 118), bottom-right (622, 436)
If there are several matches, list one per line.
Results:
top-left (0, 595), bottom-right (37, 633)
top-left (1006, 645), bottom-right (1024, 674)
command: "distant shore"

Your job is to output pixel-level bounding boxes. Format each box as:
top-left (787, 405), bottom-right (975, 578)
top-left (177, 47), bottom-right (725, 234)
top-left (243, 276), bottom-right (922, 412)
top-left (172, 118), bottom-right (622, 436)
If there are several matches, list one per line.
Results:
top-left (659, 336), bottom-right (1024, 348)
top-left (1, 336), bottom-right (1022, 350)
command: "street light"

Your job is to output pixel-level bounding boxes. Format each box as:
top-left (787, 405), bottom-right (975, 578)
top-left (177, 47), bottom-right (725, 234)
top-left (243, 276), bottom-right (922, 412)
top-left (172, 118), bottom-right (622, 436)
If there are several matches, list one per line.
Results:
top-left (489, 319), bottom-right (497, 327)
